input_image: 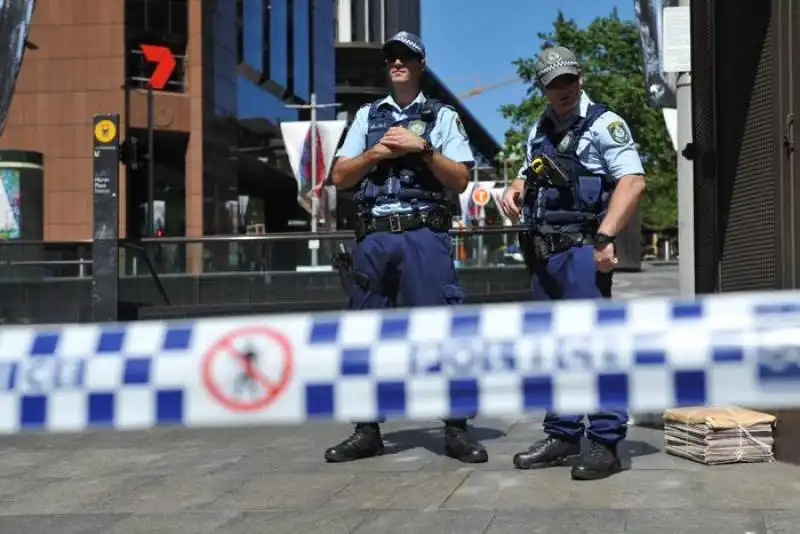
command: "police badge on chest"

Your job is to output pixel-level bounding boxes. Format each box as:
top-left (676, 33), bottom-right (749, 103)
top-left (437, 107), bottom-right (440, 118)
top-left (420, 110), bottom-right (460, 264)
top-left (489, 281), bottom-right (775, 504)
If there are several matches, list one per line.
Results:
top-left (556, 132), bottom-right (572, 153)
top-left (408, 120), bottom-right (426, 136)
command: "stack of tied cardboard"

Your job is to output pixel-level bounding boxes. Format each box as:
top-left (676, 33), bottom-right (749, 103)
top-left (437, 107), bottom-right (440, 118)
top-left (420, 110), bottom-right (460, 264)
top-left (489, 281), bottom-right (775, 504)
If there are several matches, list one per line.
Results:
top-left (663, 406), bottom-right (776, 465)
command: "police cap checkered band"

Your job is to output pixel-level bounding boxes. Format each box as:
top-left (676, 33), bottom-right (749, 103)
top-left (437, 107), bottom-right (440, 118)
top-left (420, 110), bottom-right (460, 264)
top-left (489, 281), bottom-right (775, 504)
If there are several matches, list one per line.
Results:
top-left (383, 31), bottom-right (425, 59)
top-left (534, 46), bottom-right (580, 87)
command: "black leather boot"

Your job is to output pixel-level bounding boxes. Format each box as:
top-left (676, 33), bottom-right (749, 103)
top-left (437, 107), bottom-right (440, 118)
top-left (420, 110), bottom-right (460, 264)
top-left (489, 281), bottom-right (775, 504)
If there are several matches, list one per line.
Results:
top-left (324, 423), bottom-right (384, 463)
top-left (512, 436), bottom-right (581, 470)
top-left (444, 420), bottom-right (488, 463)
top-left (571, 439), bottom-right (622, 480)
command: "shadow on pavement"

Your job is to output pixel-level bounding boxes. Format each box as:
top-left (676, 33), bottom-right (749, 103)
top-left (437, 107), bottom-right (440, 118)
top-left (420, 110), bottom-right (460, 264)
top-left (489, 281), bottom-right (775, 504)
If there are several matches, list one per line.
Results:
top-left (380, 425), bottom-right (661, 467)
top-left (382, 424), bottom-right (506, 457)
top-left (619, 439), bottom-right (662, 471)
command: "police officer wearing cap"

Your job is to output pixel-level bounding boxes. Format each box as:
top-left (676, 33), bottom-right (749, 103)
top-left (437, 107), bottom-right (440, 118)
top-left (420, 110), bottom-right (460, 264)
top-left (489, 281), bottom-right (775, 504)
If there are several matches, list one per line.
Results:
top-left (325, 31), bottom-right (488, 464)
top-left (501, 46), bottom-right (646, 481)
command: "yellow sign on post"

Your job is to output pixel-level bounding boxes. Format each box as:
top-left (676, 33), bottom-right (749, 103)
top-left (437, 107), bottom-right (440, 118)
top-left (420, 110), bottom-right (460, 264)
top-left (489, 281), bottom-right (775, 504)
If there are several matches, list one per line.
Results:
top-left (94, 119), bottom-right (117, 144)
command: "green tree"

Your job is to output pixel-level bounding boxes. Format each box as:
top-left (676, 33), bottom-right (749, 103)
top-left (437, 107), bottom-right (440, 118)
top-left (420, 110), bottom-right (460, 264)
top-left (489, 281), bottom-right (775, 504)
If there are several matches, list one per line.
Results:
top-left (499, 9), bottom-right (677, 229)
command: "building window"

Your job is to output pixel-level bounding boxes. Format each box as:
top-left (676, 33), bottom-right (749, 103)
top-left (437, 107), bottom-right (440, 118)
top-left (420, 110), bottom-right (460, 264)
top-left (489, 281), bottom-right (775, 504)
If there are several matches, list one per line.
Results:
top-left (309, 0), bottom-right (316, 92)
top-left (125, 0), bottom-right (188, 92)
top-left (263, 0), bottom-right (271, 79)
top-left (351, 0), bottom-right (366, 41)
top-left (368, 0), bottom-right (382, 43)
top-left (235, 0), bottom-right (244, 64)
top-left (125, 0), bottom-right (188, 40)
top-left (333, 0), bottom-right (339, 41)
top-left (286, 0), bottom-right (295, 96)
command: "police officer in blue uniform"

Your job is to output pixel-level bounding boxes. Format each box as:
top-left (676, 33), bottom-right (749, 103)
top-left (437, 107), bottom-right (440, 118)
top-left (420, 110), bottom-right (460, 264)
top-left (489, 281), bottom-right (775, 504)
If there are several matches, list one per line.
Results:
top-left (325, 31), bottom-right (488, 464)
top-left (501, 46), bottom-right (646, 480)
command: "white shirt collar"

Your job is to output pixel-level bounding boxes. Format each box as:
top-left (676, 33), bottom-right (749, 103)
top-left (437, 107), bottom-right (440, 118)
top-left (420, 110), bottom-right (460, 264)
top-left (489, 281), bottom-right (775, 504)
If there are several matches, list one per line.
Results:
top-left (378, 92), bottom-right (426, 112)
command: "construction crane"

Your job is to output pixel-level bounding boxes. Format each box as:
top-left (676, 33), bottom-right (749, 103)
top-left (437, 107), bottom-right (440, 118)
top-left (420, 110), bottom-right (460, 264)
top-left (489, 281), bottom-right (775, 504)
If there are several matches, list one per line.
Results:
top-left (457, 75), bottom-right (521, 100)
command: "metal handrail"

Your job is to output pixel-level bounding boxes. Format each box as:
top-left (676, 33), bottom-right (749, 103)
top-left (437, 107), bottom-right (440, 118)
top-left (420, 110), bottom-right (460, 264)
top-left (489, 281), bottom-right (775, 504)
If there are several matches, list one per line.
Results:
top-left (134, 225), bottom-right (522, 244)
top-left (0, 259), bottom-right (91, 266)
top-left (0, 225), bottom-right (523, 247)
top-left (0, 239), bottom-right (94, 245)
top-left (0, 245), bottom-right (171, 305)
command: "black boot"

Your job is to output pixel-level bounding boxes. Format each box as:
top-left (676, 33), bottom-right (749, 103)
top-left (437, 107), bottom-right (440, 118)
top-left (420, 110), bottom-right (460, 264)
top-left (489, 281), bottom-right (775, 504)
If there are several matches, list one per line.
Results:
top-left (571, 439), bottom-right (622, 480)
top-left (324, 423), bottom-right (384, 463)
top-left (512, 436), bottom-right (581, 470)
top-left (444, 420), bottom-right (488, 463)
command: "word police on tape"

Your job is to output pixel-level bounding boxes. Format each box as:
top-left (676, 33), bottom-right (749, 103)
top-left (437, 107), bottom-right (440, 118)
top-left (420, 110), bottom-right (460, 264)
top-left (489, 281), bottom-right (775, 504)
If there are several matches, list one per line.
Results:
top-left (5, 291), bottom-right (800, 436)
top-left (0, 358), bottom-right (84, 394)
top-left (201, 326), bottom-right (294, 412)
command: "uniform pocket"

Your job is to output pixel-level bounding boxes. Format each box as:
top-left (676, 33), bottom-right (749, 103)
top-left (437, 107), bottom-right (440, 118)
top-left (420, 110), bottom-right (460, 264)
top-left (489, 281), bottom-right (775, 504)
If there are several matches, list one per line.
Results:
top-left (442, 284), bottom-right (464, 306)
top-left (576, 176), bottom-right (602, 210)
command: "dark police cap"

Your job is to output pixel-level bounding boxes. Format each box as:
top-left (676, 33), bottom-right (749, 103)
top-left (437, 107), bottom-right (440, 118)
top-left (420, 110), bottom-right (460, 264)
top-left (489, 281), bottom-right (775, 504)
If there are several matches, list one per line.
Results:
top-left (534, 46), bottom-right (581, 87)
top-left (383, 31), bottom-right (425, 59)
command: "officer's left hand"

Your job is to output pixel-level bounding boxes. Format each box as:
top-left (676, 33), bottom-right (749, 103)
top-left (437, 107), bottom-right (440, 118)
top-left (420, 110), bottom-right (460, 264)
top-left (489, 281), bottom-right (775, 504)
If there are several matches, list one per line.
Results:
top-left (594, 243), bottom-right (618, 273)
top-left (380, 127), bottom-right (426, 154)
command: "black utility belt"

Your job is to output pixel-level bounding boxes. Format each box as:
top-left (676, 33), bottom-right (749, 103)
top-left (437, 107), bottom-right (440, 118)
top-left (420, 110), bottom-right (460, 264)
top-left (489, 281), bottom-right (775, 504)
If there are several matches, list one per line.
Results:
top-left (521, 231), bottom-right (594, 260)
top-left (357, 209), bottom-right (451, 239)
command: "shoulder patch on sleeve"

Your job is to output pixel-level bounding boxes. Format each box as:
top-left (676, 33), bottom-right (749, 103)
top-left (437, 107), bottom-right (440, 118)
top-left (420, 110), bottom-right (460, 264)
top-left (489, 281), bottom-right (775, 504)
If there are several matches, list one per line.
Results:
top-left (606, 121), bottom-right (631, 145)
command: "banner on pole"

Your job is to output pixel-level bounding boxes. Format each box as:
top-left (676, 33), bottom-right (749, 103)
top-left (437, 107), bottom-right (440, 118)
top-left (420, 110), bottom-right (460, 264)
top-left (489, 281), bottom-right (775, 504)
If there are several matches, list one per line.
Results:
top-left (459, 181), bottom-right (497, 224)
top-left (279, 120), bottom-right (347, 216)
top-left (632, 0), bottom-right (679, 109)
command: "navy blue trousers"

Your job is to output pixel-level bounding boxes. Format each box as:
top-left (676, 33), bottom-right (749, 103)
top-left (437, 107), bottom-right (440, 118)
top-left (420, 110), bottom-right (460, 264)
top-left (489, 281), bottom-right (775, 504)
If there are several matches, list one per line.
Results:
top-left (531, 244), bottom-right (628, 445)
top-left (349, 227), bottom-right (463, 309)
top-left (349, 227), bottom-right (466, 424)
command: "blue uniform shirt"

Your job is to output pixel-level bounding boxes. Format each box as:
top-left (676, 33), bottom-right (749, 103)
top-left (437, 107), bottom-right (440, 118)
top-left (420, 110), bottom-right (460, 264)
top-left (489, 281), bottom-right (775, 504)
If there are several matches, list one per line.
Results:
top-left (516, 91), bottom-right (645, 182)
top-left (336, 92), bottom-right (475, 216)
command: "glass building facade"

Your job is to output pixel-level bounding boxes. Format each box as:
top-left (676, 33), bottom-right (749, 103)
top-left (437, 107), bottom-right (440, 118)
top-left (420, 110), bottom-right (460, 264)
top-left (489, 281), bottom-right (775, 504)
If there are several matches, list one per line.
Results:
top-left (312, 0), bottom-right (337, 116)
top-left (143, 0), bottom-right (335, 241)
top-left (231, 0), bottom-right (336, 123)
top-left (123, 0), bottom-right (336, 242)
top-left (124, 0), bottom-right (190, 240)
top-left (336, 0), bottom-right (421, 43)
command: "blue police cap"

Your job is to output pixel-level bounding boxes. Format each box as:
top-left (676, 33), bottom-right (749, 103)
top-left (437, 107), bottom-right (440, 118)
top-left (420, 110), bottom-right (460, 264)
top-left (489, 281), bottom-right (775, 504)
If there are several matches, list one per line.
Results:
top-left (383, 31), bottom-right (425, 59)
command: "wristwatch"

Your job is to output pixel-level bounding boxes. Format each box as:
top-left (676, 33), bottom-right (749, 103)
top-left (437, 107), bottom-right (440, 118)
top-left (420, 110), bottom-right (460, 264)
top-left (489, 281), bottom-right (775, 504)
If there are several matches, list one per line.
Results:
top-left (593, 232), bottom-right (615, 249)
top-left (421, 140), bottom-right (434, 157)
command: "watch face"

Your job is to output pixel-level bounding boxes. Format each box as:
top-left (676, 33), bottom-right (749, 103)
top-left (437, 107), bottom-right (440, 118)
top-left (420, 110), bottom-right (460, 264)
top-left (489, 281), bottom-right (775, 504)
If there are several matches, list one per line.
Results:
top-left (594, 234), bottom-right (610, 247)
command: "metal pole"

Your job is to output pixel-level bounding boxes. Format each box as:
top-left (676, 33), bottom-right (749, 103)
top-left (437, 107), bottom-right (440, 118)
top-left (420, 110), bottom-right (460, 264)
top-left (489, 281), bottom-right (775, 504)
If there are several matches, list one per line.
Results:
top-left (676, 0), bottom-right (694, 295)
top-left (147, 84), bottom-right (155, 237)
top-left (502, 159), bottom-right (509, 247)
top-left (310, 93), bottom-right (319, 267)
top-left (285, 93), bottom-right (340, 268)
top-left (473, 165), bottom-right (482, 264)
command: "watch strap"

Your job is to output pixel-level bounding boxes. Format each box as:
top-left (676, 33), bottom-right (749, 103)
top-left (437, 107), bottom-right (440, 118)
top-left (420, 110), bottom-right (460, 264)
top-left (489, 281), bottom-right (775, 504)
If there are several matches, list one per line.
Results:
top-left (594, 232), bottom-right (615, 248)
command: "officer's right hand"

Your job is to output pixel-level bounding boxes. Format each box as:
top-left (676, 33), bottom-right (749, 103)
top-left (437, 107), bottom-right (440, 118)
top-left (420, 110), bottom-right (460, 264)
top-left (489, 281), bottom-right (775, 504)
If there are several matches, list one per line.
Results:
top-left (368, 141), bottom-right (402, 160)
top-left (501, 185), bottom-right (523, 219)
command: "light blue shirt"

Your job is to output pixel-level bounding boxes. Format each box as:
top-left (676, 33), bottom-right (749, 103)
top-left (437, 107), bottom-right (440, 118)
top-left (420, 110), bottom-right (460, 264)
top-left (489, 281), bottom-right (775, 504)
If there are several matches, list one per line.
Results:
top-left (336, 92), bottom-right (475, 216)
top-left (516, 91), bottom-right (645, 181)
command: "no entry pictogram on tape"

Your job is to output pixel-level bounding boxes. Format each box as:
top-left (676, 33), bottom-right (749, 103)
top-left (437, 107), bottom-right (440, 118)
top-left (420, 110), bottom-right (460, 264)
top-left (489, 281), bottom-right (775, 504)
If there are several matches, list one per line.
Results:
top-left (201, 326), bottom-right (293, 412)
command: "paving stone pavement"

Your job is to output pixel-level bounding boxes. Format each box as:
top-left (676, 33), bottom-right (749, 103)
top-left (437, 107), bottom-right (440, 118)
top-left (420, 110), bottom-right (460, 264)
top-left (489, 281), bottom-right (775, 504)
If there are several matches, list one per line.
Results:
top-left (0, 420), bottom-right (796, 533)
top-left (2, 262), bottom-right (793, 533)
top-left (613, 262), bottom-right (681, 299)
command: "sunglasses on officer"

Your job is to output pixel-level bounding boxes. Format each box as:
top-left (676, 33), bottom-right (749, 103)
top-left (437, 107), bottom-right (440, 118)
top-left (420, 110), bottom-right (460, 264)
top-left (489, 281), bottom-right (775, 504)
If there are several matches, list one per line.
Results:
top-left (544, 74), bottom-right (580, 91)
top-left (384, 47), bottom-right (423, 64)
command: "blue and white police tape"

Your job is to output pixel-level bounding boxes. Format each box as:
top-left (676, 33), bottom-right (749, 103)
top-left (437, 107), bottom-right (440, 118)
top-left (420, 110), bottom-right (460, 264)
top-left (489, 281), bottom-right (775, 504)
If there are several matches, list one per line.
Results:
top-left (0, 290), bottom-right (800, 434)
